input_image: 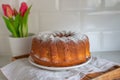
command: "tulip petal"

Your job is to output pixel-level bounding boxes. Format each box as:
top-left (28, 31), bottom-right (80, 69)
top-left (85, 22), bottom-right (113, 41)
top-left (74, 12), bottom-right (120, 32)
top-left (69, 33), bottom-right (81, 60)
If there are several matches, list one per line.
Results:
top-left (2, 4), bottom-right (13, 18)
top-left (2, 4), bottom-right (7, 16)
top-left (13, 8), bottom-right (18, 16)
top-left (19, 2), bottom-right (28, 17)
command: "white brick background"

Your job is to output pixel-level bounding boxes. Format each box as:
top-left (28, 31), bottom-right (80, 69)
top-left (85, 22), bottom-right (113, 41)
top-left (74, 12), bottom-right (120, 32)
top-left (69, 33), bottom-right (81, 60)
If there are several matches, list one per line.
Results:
top-left (0, 0), bottom-right (120, 55)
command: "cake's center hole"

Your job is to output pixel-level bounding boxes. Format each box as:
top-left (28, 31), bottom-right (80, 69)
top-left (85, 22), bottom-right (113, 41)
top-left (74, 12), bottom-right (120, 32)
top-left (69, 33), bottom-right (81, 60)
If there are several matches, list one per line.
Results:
top-left (54, 33), bottom-right (73, 37)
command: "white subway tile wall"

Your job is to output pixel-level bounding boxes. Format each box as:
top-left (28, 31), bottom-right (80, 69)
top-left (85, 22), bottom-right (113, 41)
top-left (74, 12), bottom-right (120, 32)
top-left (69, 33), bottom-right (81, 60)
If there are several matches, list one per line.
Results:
top-left (28, 0), bottom-right (58, 11)
top-left (60, 0), bottom-right (81, 11)
top-left (84, 13), bottom-right (120, 31)
top-left (85, 32), bottom-right (102, 52)
top-left (0, 35), bottom-right (10, 54)
top-left (102, 31), bottom-right (120, 51)
top-left (28, 11), bottom-right (40, 33)
top-left (0, 0), bottom-right (120, 55)
top-left (38, 12), bottom-right (81, 32)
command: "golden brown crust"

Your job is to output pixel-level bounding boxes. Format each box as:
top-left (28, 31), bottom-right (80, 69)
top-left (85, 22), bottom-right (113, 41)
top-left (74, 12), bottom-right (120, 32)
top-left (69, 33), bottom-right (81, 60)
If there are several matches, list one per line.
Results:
top-left (30, 32), bottom-right (90, 67)
top-left (30, 52), bottom-right (86, 67)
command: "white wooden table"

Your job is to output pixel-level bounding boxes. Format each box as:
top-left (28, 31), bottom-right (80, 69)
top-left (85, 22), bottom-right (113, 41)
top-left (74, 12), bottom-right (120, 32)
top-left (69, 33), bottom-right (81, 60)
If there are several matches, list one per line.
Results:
top-left (0, 55), bottom-right (11, 80)
top-left (0, 51), bottom-right (120, 80)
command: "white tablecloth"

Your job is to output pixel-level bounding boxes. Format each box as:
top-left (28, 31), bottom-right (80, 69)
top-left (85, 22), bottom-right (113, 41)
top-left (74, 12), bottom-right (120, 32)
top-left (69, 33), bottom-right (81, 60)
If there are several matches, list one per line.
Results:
top-left (1, 56), bottom-right (119, 80)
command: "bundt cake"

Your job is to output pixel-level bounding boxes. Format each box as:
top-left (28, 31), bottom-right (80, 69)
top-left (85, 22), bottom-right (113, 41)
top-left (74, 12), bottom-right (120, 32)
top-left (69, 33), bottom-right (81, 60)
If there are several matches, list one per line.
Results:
top-left (30, 31), bottom-right (91, 67)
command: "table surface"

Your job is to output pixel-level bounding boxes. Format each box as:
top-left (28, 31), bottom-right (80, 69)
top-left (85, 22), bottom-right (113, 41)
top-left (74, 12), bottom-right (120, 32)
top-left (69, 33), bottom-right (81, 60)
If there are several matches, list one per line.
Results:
top-left (0, 51), bottom-right (120, 80)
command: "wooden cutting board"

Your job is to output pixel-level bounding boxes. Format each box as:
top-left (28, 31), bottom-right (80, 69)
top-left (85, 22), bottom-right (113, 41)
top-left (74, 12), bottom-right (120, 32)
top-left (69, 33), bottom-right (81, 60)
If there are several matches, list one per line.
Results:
top-left (81, 65), bottom-right (120, 80)
top-left (12, 55), bottom-right (120, 80)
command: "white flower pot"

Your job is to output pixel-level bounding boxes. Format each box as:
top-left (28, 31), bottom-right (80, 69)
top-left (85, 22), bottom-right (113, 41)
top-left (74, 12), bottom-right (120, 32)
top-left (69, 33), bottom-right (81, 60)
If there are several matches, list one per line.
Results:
top-left (9, 33), bottom-right (35, 57)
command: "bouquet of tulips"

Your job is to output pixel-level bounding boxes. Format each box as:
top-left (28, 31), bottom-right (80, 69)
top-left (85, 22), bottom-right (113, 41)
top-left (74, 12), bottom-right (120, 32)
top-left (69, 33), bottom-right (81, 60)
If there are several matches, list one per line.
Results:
top-left (2, 2), bottom-right (31, 37)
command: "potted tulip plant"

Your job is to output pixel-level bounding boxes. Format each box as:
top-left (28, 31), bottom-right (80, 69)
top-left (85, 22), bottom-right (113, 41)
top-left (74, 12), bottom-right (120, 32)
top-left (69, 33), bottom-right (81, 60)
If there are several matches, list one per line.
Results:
top-left (2, 2), bottom-right (34, 57)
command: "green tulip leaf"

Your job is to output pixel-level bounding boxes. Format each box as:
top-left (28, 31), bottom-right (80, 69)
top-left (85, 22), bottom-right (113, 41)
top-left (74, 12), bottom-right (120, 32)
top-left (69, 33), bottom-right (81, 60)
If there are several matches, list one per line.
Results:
top-left (22, 6), bottom-right (32, 37)
top-left (14, 14), bottom-right (20, 33)
top-left (23, 6), bottom-right (32, 25)
top-left (2, 16), bottom-right (18, 37)
top-left (18, 23), bottom-right (23, 37)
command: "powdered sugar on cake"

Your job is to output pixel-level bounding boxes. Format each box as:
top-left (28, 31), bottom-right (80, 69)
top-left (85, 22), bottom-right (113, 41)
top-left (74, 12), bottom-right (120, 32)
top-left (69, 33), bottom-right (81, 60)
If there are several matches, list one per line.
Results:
top-left (36, 31), bottom-right (87, 43)
top-left (31, 31), bottom-right (90, 67)
top-left (37, 31), bottom-right (54, 42)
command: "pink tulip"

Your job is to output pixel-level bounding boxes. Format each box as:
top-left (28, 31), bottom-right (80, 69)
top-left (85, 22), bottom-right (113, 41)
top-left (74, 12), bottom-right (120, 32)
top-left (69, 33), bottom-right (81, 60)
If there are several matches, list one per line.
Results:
top-left (2, 4), bottom-right (13, 18)
top-left (13, 8), bottom-right (18, 16)
top-left (19, 2), bottom-right (28, 17)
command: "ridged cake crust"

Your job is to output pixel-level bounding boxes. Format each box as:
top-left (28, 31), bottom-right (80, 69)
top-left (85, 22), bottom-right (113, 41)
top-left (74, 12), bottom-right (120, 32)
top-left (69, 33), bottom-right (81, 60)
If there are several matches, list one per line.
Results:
top-left (30, 31), bottom-right (90, 67)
